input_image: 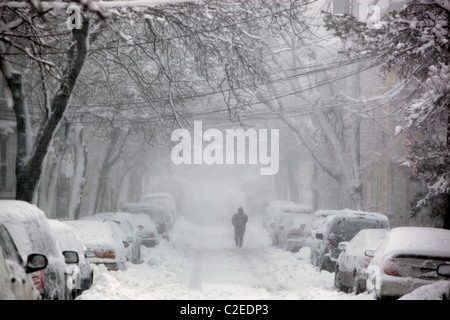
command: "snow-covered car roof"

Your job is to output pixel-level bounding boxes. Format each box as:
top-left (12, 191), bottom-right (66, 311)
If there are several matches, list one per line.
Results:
top-left (122, 202), bottom-right (164, 211)
top-left (280, 204), bottom-right (314, 214)
top-left (0, 200), bottom-right (63, 261)
top-left (64, 220), bottom-right (125, 251)
top-left (48, 219), bottom-right (86, 254)
top-left (373, 227), bottom-right (450, 260)
top-left (82, 212), bottom-right (136, 236)
top-left (324, 209), bottom-right (390, 225)
top-left (340, 209), bottom-right (389, 220)
top-left (312, 209), bottom-right (342, 218)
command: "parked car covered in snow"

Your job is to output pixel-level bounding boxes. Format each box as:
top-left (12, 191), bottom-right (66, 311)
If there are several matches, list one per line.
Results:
top-left (123, 202), bottom-right (172, 240)
top-left (124, 211), bottom-right (160, 248)
top-left (0, 223), bottom-right (47, 300)
top-left (268, 203), bottom-right (313, 246)
top-left (48, 220), bottom-right (94, 297)
top-left (334, 228), bottom-right (389, 293)
top-left (65, 220), bottom-right (128, 271)
top-left (262, 200), bottom-right (294, 229)
top-left (314, 209), bottom-right (390, 273)
top-left (0, 200), bottom-right (71, 300)
top-left (277, 211), bottom-right (313, 252)
top-left (82, 212), bottom-right (141, 264)
top-left (366, 227), bottom-right (450, 299)
top-left (305, 210), bottom-right (342, 266)
top-left (140, 193), bottom-right (177, 237)
top-left (0, 200), bottom-right (69, 300)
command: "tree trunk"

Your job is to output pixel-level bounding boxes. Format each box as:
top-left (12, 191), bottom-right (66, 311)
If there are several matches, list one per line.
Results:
top-left (93, 129), bottom-right (127, 213)
top-left (68, 125), bottom-right (87, 220)
top-left (0, 20), bottom-right (90, 203)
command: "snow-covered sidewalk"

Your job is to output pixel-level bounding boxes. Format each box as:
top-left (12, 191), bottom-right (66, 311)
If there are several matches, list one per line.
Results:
top-left (77, 216), bottom-right (374, 300)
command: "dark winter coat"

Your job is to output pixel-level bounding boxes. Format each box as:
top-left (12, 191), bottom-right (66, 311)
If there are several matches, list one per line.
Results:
top-left (232, 212), bottom-right (248, 233)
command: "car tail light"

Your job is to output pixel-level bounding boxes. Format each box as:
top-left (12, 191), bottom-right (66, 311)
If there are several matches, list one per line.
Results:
top-left (95, 250), bottom-right (116, 259)
top-left (147, 232), bottom-right (155, 238)
top-left (384, 258), bottom-right (402, 277)
top-left (32, 270), bottom-right (45, 292)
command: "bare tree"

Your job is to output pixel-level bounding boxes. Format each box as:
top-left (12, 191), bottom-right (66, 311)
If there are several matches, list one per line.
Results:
top-left (0, 4), bottom-right (93, 202)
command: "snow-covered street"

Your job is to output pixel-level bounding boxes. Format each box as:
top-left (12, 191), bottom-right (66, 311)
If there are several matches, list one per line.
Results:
top-left (2, 0), bottom-right (450, 305)
top-left (77, 216), bottom-right (374, 300)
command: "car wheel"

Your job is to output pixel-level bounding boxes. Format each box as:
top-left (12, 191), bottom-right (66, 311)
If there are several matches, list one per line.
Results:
top-left (311, 253), bottom-right (318, 266)
top-left (71, 289), bottom-right (77, 300)
top-left (334, 267), bottom-right (346, 292)
top-left (319, 257), bottom-right (325, 272)
top-left (272, 235), bottom-right (278, 246)
top-left (352, 270), bottom-right (363, 294)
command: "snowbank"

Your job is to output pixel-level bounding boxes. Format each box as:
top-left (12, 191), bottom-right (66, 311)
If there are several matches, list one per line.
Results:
top-left (399, 280), bottom-right (450, 300)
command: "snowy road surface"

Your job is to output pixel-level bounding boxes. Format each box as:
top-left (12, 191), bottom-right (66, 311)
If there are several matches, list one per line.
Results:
top-left (77, 216), bottom-right (375, 300)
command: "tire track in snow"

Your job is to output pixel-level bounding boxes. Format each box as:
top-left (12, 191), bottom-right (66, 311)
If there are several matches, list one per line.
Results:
top-left (188, 248), bottom-right (205, 299)
top-left (235, 247), bottom-right (285, 294)
top-left (187, 225), bottom-right (205, 300)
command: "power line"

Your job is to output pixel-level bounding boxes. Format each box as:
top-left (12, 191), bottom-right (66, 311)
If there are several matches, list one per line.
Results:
top-left (26, 53), bottom-right (375, 116)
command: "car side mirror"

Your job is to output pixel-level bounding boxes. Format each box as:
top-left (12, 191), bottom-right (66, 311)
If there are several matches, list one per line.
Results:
top-left (25, 253), bottom-right (48, 273)
top-left (436, 264), bottom-right (450, 278)
top-left (338, 242), bottom-right (349, 252)
top-left (63, 251), bottom-right (79, 264)
top-left (123, 241), bottom-right (130, 248)
top-left (316, 233), bottom-right (323, 240)
top-left (364, 249), bottom-right (375, 258)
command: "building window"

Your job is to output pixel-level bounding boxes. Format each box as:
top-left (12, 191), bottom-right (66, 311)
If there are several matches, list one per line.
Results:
top-left (0, 141), bottom-right (6, 188)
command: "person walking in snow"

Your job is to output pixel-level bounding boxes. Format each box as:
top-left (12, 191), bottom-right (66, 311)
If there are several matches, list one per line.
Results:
top-left (232, 207), bottom-right (248, 248)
